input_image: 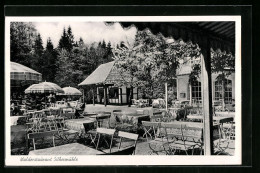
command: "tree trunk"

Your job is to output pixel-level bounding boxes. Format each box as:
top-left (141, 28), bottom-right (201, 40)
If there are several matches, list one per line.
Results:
top-left (128, 86), bottom-right (133, 107)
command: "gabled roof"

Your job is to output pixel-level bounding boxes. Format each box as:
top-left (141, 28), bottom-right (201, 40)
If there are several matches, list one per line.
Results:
top-left (79, 61), bottom-right (121, 86)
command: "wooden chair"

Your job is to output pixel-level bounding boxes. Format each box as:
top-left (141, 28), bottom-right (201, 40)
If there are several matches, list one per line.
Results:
top-left (142, 121), bottom-right (161, 141)
top-left (117, 131), bottom-right (139, 155)
top-left (178, 126), bottom-right (203, 155)
top-left (96, 128), bottom-right (116, 153)
top-left (147, 123), bottom-right (176, 155)
top-left (214, 122), bottom-right (233, 155)
top-left (83, 122), bottom-right (97, 147)
top-left (98, 146), bottom-right (136, 155)
top-left (27, 131), bottom-right (57, 150)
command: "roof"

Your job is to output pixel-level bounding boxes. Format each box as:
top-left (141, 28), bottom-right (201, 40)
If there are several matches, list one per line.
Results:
top-left (79, 61), bottom-right (120, 86)
top-left (118, 22), bottom-right (235, 53)
top-left (11, 62), bottom-right (41, 74)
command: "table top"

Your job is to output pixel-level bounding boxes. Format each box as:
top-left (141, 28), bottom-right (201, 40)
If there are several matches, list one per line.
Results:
top-left (186, 115), bottom-right (234, 123)
top-left (29, 143), bottom-right (104, 155)
top-left (65, 118), bottom-right (94, 124)
top-left (90, 114), bottom-right (110, 119)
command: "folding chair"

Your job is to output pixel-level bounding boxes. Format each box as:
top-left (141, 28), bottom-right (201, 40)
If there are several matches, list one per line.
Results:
top-left (27, 131), bottom-right (56, 150)
top-left (53, 120), bottom-right (80, 145)
top-left (147, 123), bottom-right (172, 155)
top-left (96, 128), bottom-right (116, 153)
top-left (178, 126), bottom-right (203, 155)
top-left (98, 146), bottom-right (136, 155)
top-left (159, 123), bottom-right (183, 155)
top-left (142, 121), bottom-right (161, 141)
top-left (117, 131), bottom-right (139, 155)
top-left (214, 123), bottom-right (233, 155)
top-left (83, 122), bottom-right (97, 147)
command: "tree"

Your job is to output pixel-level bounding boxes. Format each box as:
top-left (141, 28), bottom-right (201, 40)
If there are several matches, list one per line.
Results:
top-left (41, 38), bottom-right (58, 82)
top-left (67, 26), bottom-right (74, 52)
top-left (114, 29), bottom-right (201, 104)
top-left (10, 22), bottom-right (37, 65)
top-left (58, 27), bottom-right (68, 50)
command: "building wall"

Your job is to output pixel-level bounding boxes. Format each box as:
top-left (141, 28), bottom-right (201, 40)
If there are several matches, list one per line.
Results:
top-left (176, 72), bottom-right (235, 101)
top-left (177, 75), bottom-right (190, 101)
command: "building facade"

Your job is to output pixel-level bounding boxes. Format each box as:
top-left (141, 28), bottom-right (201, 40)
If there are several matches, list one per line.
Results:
top-left (176, 56), bottom-right (235, 105)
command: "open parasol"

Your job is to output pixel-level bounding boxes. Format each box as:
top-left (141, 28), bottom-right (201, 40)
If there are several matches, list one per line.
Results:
top-left (57, 86), bottom-right (82, 96)
top-left (25, 81), bottom-right (64, 94)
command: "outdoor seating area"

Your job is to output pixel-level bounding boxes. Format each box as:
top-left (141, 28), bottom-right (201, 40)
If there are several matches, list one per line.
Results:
top-left (11, 103), bottom-right (235, 156)
top-left (9, 20), bottom-right (238, 158)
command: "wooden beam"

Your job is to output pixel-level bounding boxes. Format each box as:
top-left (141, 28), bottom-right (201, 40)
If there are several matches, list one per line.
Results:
top-left (104, 86), bottom-right (107, 107)
top-left (201, 36), bottom-right (214, 155)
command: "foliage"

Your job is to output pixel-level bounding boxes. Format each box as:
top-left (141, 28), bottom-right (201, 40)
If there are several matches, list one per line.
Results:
top-left (10, 22), bottom-right (37, 66)
top-left (114, 29), bottom-right (201, 100)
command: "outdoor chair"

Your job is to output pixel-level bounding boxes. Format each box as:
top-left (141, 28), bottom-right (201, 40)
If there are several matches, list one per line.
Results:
top-left (142, 121), bottom-right (161, 141)
top-left (96, 128), bottom-right (116, 153)
top-left (176, 126), bottom-right (203, 155)
top-left (98, 146), bottom-right (136, 155)
top-left (116, 131), bottom-right (139, 155)
top-left (214, 122), bottom-right (233, 155)
top-left (83, 121), bottom-right (97, 148)
top-left (53, 120), bottom-right (80, 145)
top-left (147, 123), bottom-right (171, 155)
top-left (27, 131), bottom-right (57, 150)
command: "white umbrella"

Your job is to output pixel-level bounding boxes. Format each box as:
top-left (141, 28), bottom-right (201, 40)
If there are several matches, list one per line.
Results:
top-left (58, 86), bottom-right (82, 96)
top-left (25, 81), bottom-right (64, 94)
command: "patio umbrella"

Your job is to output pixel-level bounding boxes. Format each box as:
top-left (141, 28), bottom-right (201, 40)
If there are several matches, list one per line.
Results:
top-left (25, 81), bottom-right (64, 94)
top-left (57, 86), bottom-right (82, 96)
top-left (11, 62), bottom-right (42, 82)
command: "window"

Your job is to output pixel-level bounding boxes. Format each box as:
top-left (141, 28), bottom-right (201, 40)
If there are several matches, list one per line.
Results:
top-left (109, 87), bottom-right (119, 99)
top-left (191, 81), bottom-right (202, 103)
top-left (215, 79), bottom-right (232, 104)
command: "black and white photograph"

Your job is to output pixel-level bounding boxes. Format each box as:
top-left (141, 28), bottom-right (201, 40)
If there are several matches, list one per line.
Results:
top-left (5, 16), bottom-right (241, 166)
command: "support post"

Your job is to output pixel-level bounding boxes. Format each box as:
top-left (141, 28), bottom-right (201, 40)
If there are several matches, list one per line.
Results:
top-left (201, 37), bottom-right (214, 155)
top-left (92, 88), bottom-right (95, 106)
top-left (165, 82), bottom-right (168, 110)
top-left (104, 86), bottom-right (107, 107)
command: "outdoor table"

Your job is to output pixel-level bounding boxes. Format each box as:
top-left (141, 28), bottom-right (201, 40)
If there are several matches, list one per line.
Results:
top-left (186, 115), bottom-right (234, 124)
top-left (64, 118), bottom-right (95, 135)
top-left (10, 115), bottom-right (27, 126)
top-left (29, 143), bottom-right (104, 155)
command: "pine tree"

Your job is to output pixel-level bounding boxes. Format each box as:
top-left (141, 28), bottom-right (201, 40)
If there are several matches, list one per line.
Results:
top-left (46, 37), bottom-right (54, 51)
top-left (58, 27), bottom-right (68, 50)
top-left (101, 40), bottom-right (106, 48)
top-left (34, 33), bottom-right (44, 56)
top-left (67, 26), bottom-right (74, 52)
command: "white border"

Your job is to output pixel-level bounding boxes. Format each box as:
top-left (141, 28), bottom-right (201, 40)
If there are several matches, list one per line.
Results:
top-left (5, 16), bottom-right (242, 166)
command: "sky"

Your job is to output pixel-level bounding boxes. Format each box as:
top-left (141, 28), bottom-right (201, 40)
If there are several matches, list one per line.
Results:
top-left (33, 22), bottom-right (137, 48)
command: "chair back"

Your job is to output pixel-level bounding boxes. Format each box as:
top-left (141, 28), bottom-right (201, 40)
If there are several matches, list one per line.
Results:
top-left (118, 131), bottom-right (139, 155)
top-left (99, 146), bottom-right (136, 155)
top-left (96, 128), bottom-right (116, 153)
top-left (161, 123), bottom-right (182, 139)
top-left (83, 121), bottom-right (95, 133)
top-left (27, 131), bottom-right (57, 150)
top-left (181, 126), bottom-right (203, 142)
